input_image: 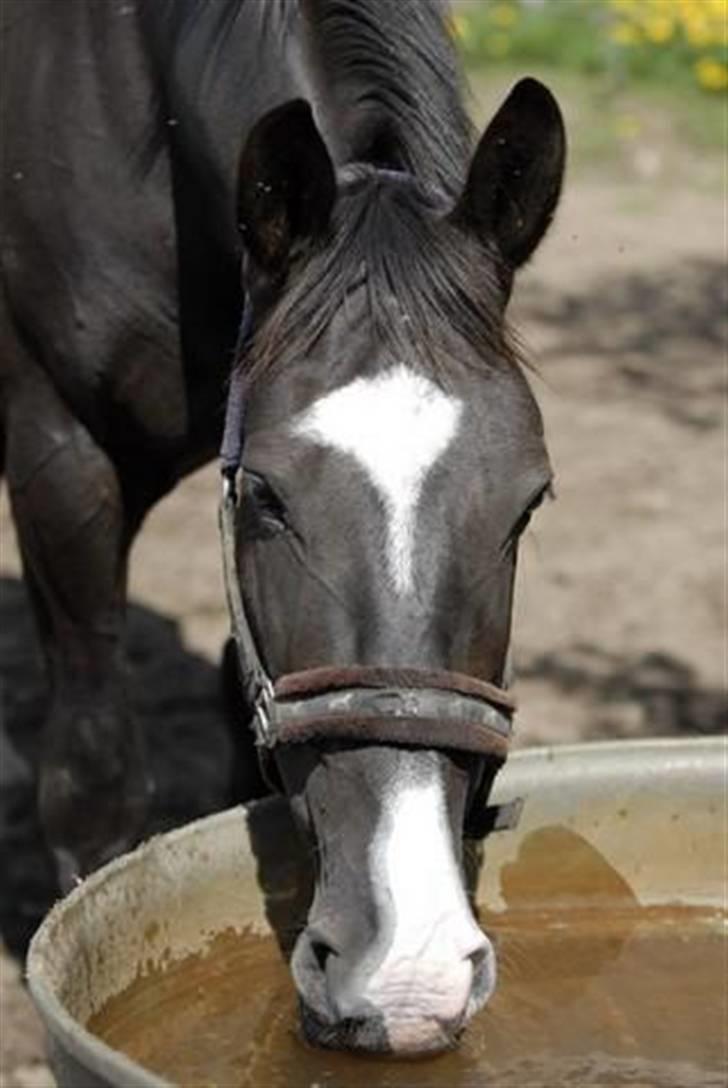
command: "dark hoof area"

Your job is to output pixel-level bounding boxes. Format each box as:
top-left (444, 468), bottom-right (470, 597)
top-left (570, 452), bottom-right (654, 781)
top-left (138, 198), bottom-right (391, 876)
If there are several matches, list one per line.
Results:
top-left (51, 820), bottom-right (150, 893)
top-left (39, 717), bottom-right (153, 884)
top-left (53, 848), bottom-right (84, 896)
top-left (1, 579), bottom-right (241, 957)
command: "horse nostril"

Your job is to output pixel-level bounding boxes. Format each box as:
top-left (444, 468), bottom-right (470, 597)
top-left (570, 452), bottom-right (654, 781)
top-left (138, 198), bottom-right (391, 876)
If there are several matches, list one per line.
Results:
top-left (291, 930), bottom-right (343, 1023)
top-left (311, 939), bottom-right (335, 974)
top-left (467, 939), bottom-right (497, 1014)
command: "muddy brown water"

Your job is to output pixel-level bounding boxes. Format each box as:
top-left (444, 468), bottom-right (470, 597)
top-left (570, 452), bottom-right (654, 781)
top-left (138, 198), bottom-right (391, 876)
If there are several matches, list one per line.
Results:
top-left (89, 903), bottom-right (726, 1088)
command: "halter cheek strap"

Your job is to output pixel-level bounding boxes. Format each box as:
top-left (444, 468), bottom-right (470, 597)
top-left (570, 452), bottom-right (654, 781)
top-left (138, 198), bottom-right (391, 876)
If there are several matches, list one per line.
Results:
top-left (220, 293), bottom-right (254, 484)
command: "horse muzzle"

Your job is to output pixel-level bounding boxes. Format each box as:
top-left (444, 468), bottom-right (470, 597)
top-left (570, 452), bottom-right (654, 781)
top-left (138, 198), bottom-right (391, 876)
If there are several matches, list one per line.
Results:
top-left (291, 912), bottom-right (496, 1055)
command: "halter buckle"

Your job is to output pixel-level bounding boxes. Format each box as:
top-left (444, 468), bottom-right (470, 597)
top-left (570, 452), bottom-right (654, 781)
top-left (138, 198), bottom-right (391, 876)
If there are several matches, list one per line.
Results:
top-left (222, 469), bottom-right (238, 505)
top-left (253, 677), bottom-right (276, 747)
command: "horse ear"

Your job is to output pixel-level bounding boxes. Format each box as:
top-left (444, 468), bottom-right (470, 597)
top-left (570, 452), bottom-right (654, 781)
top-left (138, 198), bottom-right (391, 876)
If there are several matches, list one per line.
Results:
top-left (454, 78), bottom-right (565, 269)
top-left (238, 99), bottom-right (336, 275)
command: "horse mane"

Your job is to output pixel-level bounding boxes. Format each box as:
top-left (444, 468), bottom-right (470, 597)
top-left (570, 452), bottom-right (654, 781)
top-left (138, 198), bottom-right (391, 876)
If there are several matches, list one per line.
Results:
top-left (142, 1), bottom-right (472, 197)
top-left (244, 167), bottom-right (520, 386)
top-left (300, 0), bottom-right (473, 199)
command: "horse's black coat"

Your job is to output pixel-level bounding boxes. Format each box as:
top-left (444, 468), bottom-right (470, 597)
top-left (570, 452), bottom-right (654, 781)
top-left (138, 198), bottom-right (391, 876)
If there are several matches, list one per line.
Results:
top-left (1, 0), bottom-right (564, 1054)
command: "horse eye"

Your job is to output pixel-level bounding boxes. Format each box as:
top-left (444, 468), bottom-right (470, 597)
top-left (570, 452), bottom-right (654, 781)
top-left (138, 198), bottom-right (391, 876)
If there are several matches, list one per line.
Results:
top-left (244, 472), bottom-right (289, 537)
top-left (512, 508), bottom-right (534, 539)
top-left (511, 482), bottom-right (554, 542)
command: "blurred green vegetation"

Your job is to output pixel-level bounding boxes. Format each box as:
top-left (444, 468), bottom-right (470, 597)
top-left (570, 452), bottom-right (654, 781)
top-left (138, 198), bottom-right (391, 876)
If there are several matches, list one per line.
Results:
top-left (454, 0), bottom-right (726, 157)
top-left (453, 1), bottom-right (727, 90)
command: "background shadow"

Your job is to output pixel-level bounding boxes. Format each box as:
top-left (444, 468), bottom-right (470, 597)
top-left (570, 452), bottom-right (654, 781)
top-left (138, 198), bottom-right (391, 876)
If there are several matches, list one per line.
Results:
top-left (0, 576), bottom-right (245, 956)
top-left (519, 644), bottom-right (726, 739)
top-left (518, 256), bottom-right (727, 431)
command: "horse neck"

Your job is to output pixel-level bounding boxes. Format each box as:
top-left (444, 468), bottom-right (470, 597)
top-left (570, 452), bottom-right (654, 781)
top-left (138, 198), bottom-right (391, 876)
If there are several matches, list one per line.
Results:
top-left (143, 1), bottom-right (472, 219)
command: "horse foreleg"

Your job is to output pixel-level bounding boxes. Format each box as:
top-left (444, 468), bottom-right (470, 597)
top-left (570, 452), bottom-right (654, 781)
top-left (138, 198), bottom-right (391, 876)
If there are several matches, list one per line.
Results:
top-left (5, 372), bottom-right (151, 890)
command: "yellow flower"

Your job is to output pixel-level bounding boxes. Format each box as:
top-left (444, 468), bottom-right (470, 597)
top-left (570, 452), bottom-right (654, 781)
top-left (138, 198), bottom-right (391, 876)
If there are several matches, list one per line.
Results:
top-left (684, 11), bottom-right (715, 46)
top-left (705, 0), bottom-right (728, 46)
top-left (678, 0), bottom-right (726, 48)
top-left (489, 3), bottom-right (518, 29)
top-left (612, 21), bottom-right (642, 45)
top-left (643, 13), bottom-right (674, 42)
top-left (703, 0), bottom-right (727, 22)
top-left (695, 56), bottom-right (728, 89)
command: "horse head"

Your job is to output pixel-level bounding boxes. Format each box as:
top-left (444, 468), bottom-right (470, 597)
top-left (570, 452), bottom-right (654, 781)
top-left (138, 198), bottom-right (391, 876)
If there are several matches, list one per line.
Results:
top-left (230, 79), bottom-right (565, 1055)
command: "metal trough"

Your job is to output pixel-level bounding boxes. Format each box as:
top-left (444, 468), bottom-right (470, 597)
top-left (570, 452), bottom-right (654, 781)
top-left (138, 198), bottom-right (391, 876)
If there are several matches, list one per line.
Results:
top-left (27, 738), bottom-right (725, 1087)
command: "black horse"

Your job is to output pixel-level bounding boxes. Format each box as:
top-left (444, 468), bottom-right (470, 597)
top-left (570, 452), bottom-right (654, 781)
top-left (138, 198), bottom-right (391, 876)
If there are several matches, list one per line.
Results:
top-left (1, 0), bottom-right (564, 1056)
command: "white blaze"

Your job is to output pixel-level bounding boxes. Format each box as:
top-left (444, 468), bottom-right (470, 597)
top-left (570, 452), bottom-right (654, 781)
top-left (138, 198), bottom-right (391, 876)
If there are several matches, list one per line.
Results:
top-left (373, 773), bottom-right (477, 962)
top-left (360, 768), bottom-right (489, 1047)
top-left (293, 365), bottom-right (462, 593)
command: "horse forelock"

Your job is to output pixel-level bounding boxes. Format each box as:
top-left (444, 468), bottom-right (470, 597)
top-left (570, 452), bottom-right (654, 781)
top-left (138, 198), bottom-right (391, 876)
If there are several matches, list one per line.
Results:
top-left (242, 167), bottom-right (522, 388)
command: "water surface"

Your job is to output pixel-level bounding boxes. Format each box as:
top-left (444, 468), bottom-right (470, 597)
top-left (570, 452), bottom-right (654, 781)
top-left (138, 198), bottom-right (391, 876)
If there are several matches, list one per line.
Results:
top-left (89, 902), bottom-right (726, 1088)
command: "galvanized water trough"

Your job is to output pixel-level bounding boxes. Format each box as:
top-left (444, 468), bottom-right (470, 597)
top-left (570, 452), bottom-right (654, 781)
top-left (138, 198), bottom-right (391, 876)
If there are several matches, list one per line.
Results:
top-left (27, 738), bottom-right (724, 1087)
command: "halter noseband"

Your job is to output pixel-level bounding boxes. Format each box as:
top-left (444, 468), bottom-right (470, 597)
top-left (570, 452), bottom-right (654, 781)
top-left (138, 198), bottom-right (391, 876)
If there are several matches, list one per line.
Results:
top-left (218, 273), bottom-right (520, 836)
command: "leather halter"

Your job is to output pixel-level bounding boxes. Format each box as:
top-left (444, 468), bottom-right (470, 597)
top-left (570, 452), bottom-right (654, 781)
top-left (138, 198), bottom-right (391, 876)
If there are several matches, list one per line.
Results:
top-left (218, 287), bottom-right (521, 835)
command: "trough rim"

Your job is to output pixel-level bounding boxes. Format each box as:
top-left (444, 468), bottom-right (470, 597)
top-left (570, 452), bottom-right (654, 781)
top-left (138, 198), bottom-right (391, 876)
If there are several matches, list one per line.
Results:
top-left (26, 799), bottom-right (268, 1088)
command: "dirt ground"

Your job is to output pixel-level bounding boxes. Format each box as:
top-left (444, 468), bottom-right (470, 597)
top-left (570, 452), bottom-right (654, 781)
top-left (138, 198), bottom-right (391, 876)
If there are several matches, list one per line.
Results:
top-left (1, 99), bottom-right (725, 1084)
